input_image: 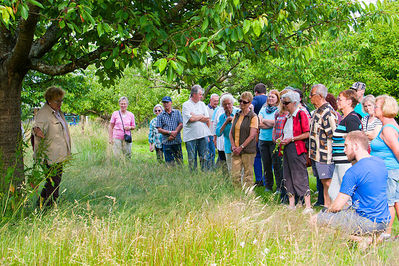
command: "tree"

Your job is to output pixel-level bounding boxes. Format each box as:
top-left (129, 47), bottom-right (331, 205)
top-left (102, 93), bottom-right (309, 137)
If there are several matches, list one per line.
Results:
top-left (0, 0), bottom-right (385, 190)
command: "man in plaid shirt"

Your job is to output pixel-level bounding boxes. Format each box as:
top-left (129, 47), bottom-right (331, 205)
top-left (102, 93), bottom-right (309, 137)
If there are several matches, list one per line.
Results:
top-left (156, 96), bottom-right (183, 165)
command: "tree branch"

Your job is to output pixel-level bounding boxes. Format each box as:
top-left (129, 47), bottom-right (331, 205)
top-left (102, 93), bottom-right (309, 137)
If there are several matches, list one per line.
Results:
top-left (29, 23), bottom-right (61, 59)
top-left (30, 48), bottom-right (104, 75)
top-left (204, 60), bottom-right (241, 97)
top-left (7, 3), bottom-right (41, 73)
top-left (30, 34), bottom-right (145, 76)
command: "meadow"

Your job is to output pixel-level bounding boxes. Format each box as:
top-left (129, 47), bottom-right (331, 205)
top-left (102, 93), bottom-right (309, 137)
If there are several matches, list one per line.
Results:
top-left (0, 123), bottom-right (398, 265)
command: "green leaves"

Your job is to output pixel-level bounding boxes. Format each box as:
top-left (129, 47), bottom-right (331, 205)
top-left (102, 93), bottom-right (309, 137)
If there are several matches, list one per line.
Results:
top-left (243, 20), bottom-right (251, 34)
top-left (252, 19), bottom-right (262, 37)
top-left (156, 58), bottom-right (168, 73)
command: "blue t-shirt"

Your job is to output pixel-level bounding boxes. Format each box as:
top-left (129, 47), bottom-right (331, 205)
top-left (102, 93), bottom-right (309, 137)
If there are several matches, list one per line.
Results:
top-left (252, 95), bottom-right (267, 115)
top-left (340, 156), bottom-right (391, 223)
top-left (216, 108), bottom-right (239, 153)
top-left (258, 106), bottom-right (278, 141)
top-left (371, 124), bottom-right (399, 171)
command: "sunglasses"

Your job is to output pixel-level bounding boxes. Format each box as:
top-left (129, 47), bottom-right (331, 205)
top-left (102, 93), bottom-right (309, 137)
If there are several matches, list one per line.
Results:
top-left (282, 101), bottom-right (291, 105)
top-left (238, 99), bottom-right (250, 104)
top-left (155, 110), bottom-right (162, 113)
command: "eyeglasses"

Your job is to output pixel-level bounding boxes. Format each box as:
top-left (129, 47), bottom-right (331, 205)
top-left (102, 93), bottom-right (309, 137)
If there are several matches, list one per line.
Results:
top-left (282, 101), bottom-right (291, 105)
top-left (53, 99), bottom-right (63, 104)
top-left (155, 110), bottom-right (162, 113)
top-left (238, 99), bottom-right (250, 104)
top-left (309, 93), bottom-right (318, 98)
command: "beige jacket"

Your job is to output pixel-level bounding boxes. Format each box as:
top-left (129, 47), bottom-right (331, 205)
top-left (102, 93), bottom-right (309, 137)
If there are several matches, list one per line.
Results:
top-left (33, 103), bottom-right (71, 164)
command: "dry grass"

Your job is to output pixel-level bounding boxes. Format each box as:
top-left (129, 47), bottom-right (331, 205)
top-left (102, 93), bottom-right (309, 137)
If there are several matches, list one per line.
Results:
top-left (0, 122), bottom-right (398, 264)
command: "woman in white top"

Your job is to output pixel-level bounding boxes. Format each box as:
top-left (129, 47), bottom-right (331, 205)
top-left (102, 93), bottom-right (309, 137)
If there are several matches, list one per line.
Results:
top-left (361, 95), bottom-right (382, 141)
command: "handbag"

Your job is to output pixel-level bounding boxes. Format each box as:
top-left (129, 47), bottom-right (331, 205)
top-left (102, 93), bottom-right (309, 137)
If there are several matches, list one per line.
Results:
top-left (119, 111), bottom-right (132, 143)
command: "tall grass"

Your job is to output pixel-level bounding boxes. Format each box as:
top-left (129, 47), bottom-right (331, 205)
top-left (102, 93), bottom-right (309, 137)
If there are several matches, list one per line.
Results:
top-left (0, 123), bottom-right (398, 264)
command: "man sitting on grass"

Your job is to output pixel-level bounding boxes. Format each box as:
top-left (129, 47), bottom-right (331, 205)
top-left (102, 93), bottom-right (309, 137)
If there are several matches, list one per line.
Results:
top-left (311, 131), bottom-right (391, 237)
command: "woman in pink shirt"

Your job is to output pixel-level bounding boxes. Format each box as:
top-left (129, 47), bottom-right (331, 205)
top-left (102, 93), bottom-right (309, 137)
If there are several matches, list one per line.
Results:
top-left (108, 97), bottom-right (136, 158)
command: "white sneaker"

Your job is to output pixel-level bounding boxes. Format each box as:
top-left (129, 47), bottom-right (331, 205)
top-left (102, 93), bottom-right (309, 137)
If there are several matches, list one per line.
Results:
top-left (302, 208), bottom-right (313, 215)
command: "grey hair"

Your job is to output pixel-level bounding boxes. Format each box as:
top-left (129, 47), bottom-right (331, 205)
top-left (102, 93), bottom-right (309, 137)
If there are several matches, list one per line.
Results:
top-left (191, 84), bottom-right (203, 97)
top-left (153, 104), bottom-right (164, 114)
top-left (210, 93), bottom-right (219, 100)
top-left (312, 84), bottom-right (328, 98)
top-left (281, 91), bottom-right (300, 105)
top-left (362, 94), bottom-right (376, 107)
top-left (220, 93), bottom-right (235, 105)
top-left (119, 96), bottom-right (129, 104)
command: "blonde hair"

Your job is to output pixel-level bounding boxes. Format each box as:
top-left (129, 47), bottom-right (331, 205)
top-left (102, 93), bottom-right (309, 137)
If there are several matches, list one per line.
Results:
top-left (376, 95), bottom-right (399, 118)
top-left (44, 86), bottom-right (65, 103)
top-left (346, 131), bottom-right (369, 151)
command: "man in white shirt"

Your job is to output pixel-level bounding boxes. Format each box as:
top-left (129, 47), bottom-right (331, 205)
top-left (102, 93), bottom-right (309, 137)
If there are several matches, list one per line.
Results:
top-left (182, 85), bottom-right (212, 171)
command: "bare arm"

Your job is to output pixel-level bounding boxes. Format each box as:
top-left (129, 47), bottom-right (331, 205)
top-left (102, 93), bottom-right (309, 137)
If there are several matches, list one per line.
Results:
top-left (108, 123), bottom-right (115, 144)
top-left (328, 193), bottom-right (351, 212)
top-left (366, 124), bottom-right (382, 140)
top-left (259, 118), bottom-right (275, 129)
top-left (281, 132), bottom-right (309, 145)
top-left (381, 126), bottom-right (399, 162)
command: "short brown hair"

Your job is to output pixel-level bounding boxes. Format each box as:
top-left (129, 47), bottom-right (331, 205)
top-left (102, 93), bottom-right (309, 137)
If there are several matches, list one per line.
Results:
top-left (44, 86), bottom-right (65, 103)
top-left (240, 91), bottom-right (253, 102)
top-left (376, 95), bottom-right (399, 118)
top-left (339, 89), bottom-right (358, 108)
top-left (345, 131), bottom-right (369, 151)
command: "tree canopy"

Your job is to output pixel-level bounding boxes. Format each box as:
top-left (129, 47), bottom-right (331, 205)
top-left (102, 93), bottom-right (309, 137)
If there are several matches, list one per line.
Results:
top-left (0, 0), bottom-right (391, 189)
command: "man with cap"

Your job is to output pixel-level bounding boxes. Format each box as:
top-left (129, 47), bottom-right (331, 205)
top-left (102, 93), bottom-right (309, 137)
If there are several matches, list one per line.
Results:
top-left (182, 85), bottom-right (212, 171)
top-left (351, 82), bottom-right (368, 118)
top-left (156, 96), bottom-right (184, 165)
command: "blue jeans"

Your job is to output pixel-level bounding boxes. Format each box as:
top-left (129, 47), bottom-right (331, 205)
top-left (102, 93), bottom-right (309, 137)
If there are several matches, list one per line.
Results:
top-left (163, 144), bottom-right (183, 165)
top-left (206, 136), bottom-right (216, 170)
top-left (185, 137), bottom-right (209, 171)
top-left (254, 142), bottom-right (264, 184)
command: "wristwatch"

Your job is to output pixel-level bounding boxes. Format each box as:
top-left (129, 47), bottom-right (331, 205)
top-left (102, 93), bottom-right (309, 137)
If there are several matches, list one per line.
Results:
top-left (169, 130), bottom-right (172, 135)
top-left (291, 137), bottom-right (295, 142)
top-left (240, 144), bottom-right (245, 149)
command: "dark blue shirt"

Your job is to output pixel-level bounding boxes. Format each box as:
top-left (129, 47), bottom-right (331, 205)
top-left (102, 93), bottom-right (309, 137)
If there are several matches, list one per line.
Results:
top-left (340, 156), bottom-right (391, 224)
top-left (156, 109), bottom-right (183, 145)
top-left (252, 95), bottom-right (267, 115)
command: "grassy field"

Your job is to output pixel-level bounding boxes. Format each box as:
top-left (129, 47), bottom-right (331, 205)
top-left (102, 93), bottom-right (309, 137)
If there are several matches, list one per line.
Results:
top-left (1, 123), bottom-right (398, 264)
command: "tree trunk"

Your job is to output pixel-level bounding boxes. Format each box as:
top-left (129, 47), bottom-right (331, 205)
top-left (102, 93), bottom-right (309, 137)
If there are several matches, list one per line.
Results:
top-left (0, 69), bottom-right (25, 192)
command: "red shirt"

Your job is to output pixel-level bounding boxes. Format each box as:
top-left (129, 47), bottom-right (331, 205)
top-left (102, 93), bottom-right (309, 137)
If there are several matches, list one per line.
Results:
top-left (282, 109), bottom-right (310, 155)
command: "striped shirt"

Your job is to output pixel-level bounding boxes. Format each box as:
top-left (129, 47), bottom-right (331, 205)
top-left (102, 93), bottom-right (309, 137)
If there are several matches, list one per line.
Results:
top-left (309, 103), bottom-right (337, 164)
top-left (362, 115), bottom-right (382, 133)
top-left (332, 111), bottom-right (362, 164)
top-left (156, 109), bottom-right (183, 145)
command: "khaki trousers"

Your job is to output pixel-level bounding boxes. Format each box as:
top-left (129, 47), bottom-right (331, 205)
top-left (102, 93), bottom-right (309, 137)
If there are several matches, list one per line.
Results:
top-left (231, 153), bottom-right (255, 188)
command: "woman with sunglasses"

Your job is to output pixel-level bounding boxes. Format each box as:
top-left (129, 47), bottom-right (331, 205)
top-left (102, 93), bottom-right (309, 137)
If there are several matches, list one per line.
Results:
top-left (149, 104), bottom-right (164, 163)
top-left (229, 92), bottom-right (259, 189)
top-left (279, 91), bottom-right (312, 213)
top-left (329, 90), bottom-right (362, 201)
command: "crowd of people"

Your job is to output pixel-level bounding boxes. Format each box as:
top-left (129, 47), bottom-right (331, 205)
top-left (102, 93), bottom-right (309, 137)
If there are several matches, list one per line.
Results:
top-left (32, 82), bottom-right (399, 243)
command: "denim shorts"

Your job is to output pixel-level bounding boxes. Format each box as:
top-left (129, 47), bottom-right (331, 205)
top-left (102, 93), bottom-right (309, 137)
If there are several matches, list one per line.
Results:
top-left (387, 169), bottom-right (399, 206)
top-left (317, 208), bottom-right (388, 235)
top-left (312, 161), bottom-right (334, 180)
